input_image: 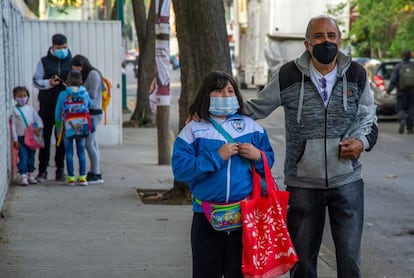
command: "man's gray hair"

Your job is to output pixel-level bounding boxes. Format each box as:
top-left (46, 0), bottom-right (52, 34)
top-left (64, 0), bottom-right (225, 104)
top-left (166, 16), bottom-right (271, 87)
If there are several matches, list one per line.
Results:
top-left (305, 15), bottom-right (342, 41)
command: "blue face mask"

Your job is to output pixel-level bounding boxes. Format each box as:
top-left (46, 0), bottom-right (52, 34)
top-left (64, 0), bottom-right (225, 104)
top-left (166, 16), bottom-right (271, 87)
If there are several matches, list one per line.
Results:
top-left (55, 48), bottom-right (69, 60)
top-left (209, 96), bottom-right (240, 116)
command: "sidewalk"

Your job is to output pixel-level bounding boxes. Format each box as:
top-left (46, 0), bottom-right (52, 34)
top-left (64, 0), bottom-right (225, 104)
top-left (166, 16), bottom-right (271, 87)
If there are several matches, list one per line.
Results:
top-left (0, 113), bottom-right (337, 278)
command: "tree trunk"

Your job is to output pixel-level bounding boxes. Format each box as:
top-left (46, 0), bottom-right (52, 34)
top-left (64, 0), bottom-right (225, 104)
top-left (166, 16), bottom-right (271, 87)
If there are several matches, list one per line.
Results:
top-left (125, 0), bottom-right (156, 127)
top-left (162, 0), bottom-right (232, 201)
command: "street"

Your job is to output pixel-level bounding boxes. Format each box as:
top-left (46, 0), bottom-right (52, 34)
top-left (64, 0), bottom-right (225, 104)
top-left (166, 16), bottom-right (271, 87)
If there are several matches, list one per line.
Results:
top-left (125, 65), bottom-right (414, 277)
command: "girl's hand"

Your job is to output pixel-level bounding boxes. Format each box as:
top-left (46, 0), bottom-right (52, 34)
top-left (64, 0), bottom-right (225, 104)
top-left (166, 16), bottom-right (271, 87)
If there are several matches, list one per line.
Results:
top-left (218, 143), bottom-right (239, 160)
top-left (34, 127), bottom-right (42, 136)
top-left (238, 143), bottom-right (261, 161)
top-left (13, 142), bottom-right (19, 149)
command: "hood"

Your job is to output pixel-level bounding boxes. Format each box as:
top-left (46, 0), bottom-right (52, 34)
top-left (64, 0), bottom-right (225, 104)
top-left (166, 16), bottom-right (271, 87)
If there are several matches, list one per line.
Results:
top-left (66, 85), bottom-right (87, 97)
top-left (294, 50), bottom-right (352, 77)
top-left (293, 50), bottom-right (353, 123)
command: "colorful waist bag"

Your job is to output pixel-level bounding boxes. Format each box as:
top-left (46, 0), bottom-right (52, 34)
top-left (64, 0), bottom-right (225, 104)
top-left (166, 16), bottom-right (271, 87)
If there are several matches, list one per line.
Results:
top-left (195, 198), bottom-right (244, 232)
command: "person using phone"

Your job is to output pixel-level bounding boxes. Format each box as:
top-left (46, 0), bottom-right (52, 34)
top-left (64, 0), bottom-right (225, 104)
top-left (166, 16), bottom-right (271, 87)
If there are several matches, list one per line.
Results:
top-left (32, 33), bottom-right (72, 182)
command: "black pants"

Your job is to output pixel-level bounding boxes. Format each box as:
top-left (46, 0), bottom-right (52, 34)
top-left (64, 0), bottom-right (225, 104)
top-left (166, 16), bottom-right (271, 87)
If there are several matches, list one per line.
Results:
top-left (397, 90), bottom-right (414, 130)
top-left (191, 212), bottom-right (243, 278)
top-left (38, 115), bottom-right (65, 173)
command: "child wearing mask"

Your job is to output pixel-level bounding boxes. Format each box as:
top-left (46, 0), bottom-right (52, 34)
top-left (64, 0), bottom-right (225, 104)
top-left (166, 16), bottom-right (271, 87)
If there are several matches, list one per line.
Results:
top-left (171, 71), bottom-right (274, 278)
top-left (11, 86), bottom-right (44, 185)
top-left (55, 70), bottom-right (92, 186)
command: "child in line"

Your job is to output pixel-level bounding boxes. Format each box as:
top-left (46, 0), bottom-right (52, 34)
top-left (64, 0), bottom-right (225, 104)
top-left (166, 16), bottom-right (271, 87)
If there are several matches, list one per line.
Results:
top-left (171, 71), bottom-right (275, 278)
top-left (11, 86), bottom-right (44, 185)
top-left (55, 70), bottom-right (92, 186)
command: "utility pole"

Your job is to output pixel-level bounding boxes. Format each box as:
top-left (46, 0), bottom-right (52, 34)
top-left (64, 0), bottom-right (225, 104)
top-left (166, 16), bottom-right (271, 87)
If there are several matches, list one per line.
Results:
top-left (118, 0), bottom-right (130, 112)
top-left (155, 0), bottom-right (171, 165)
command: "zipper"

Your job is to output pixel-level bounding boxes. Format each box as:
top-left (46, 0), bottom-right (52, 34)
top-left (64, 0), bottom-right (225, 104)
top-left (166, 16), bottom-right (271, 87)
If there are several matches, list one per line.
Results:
top-left (324, 108), bottom-right (329, 187)
top-left (226, 157), bottom-right (231, 203)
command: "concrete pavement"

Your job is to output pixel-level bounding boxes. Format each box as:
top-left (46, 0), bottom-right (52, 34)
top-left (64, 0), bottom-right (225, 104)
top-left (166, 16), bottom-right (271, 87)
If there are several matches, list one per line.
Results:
top-left (0, 110), bottom-right (338, 277)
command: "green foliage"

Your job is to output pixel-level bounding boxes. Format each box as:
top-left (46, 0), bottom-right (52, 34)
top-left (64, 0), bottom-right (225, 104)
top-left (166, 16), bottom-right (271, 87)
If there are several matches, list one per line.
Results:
top-left (350, 0), bottom-right (414, 58)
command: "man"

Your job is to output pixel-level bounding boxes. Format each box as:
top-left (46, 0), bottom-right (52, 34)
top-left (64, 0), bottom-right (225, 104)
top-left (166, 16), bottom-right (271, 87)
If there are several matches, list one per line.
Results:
top-left (33, 33), bottom-right (72, 182)
top-left (244, 16), bottom-right (378, 277)
top-left (386, 49), bottom-right (414, 134)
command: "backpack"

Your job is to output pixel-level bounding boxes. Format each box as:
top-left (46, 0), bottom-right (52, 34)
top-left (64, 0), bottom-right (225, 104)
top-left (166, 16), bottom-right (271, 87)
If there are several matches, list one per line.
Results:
top-left (398, 62), bottom-right (414, 90)
top-left (62, 94), bottom-right (92, 139)
top-left (101, 76), bottom-right (112, 124)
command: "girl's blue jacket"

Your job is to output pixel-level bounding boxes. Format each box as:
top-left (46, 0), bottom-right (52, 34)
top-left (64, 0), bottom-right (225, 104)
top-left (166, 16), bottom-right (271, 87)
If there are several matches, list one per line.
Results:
top-left (172, 114), bottom-right (275, 213)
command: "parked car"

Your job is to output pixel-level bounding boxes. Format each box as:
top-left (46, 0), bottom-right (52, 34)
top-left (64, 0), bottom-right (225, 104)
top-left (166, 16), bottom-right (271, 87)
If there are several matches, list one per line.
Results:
top-left (363, 59), bottom-right (399, 117)
top-left (352, 57), bottom-right (371, 66)
top-left (124, 49), bottom-right (139, 65)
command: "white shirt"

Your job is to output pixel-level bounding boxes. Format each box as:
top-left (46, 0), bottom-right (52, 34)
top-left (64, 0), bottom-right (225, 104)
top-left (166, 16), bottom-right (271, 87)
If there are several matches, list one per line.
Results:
top-left (11, 104), bottom-right (44, 141)
top-left (309, 61), bottom-right (338, 106)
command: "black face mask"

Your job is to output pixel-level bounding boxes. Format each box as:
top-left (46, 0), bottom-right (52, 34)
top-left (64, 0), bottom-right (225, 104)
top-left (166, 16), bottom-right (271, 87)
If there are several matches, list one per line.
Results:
top-left (312, 41), bottom-right (338, 64)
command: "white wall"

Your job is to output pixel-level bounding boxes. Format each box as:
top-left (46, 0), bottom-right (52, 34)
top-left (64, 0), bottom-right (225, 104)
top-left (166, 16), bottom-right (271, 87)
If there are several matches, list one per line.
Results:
top-left (22, 20), bottom-right (123, 145)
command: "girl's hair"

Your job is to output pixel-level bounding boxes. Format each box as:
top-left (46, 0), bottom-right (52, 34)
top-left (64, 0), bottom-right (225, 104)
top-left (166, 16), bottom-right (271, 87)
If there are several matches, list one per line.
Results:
top-left (71, 54), bottom-right (100, 81)
top-left (66, 70), bottom-right (83, 86)
top-left (13, 86), bottom-right (30, 98)
top-left (189, 70), bottom-right (245, 121)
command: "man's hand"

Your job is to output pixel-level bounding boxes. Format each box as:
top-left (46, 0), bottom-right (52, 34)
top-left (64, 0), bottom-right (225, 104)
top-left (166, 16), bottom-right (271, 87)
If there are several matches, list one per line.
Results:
top-left (185, 113), bottom-right (201, 125)
top-left (49, 75), bottom-right (62, 87)
top-left (339, 138), bottom-right (364, 160)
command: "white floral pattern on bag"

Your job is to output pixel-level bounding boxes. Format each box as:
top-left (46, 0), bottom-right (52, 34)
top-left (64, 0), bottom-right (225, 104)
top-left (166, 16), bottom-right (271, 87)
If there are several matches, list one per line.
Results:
top-left (243, 203), bottom-right (291, 270)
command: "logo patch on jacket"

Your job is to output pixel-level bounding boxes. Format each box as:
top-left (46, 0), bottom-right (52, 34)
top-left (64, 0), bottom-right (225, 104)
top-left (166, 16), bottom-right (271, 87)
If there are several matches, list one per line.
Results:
top-left (231, 119), bottom-right (245, 132)
top-left (347, 90), bottom-right (353, 97)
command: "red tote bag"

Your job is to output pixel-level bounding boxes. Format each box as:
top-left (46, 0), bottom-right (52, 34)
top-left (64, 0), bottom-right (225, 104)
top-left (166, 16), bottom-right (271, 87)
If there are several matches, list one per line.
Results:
top-left (241, 151), bottom-right (298, 278)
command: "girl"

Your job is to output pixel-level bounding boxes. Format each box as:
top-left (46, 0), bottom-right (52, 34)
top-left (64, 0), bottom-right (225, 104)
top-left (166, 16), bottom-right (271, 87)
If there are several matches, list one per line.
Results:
top-left (11, 86), bottom-right (44, 185)
top-left (71, 54), bottom-right (104, 184)
top-left (55, 70), bottom-right (92, 186)
top-left (172, 71), bottom-right (274, 278)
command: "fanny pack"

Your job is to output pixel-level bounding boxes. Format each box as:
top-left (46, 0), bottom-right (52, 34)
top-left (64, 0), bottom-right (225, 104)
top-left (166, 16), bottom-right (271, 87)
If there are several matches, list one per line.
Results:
top-left (195, 198), bottom-right (243, 232)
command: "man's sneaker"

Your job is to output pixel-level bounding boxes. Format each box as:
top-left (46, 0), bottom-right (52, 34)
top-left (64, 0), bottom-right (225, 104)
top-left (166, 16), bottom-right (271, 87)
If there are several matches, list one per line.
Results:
top-left (28, 173), bottom-right (37, 184)
top-left (87, 172), bottom-right (104, 184)
top-left (78, 175), bottom-right (88, 186)
top-left (36, 171), bottom-right (47, 182)
top-left (55, 170), bottom-right (66, 182)
top-left (20, 174), bottom-right (29, 186)
top-left (65, 176), bottom-right (76, 185)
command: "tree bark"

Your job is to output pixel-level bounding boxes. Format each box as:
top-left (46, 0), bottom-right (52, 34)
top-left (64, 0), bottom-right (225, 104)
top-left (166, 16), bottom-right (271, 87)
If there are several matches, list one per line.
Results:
top-left (162, 0), bottom-right (232, 201)
top-left (125, 0), bottom-right (156, 127)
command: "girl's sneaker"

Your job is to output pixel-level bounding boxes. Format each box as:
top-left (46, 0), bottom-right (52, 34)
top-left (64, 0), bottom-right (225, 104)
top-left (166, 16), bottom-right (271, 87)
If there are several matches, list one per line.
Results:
top-left (78, 175), bottom-right (88, 186)
top-left (87, 172), bottom-right (104, 184)
top-left (65, 176), bottom-right (76, 185)
top-left (28, 173), bottom-right (38, 184)
top-left (20, 174), bottom-right (29, 186)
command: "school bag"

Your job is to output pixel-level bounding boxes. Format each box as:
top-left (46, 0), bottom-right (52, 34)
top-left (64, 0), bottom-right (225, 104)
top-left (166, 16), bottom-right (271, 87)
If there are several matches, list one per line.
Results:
top-left (62, 93), bottom-right (92, 139)
top-left (101, 76), bottom-right (112, 124)
top-left (398, 62), bottom-right (414, 90)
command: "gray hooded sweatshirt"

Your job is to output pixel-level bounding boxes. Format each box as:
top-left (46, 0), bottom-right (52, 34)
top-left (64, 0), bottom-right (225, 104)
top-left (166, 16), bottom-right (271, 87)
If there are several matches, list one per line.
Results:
top-left (245, 51), bottom-right (377, 189)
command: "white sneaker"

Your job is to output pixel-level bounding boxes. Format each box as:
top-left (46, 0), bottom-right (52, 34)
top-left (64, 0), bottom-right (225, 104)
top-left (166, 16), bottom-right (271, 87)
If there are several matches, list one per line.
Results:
top-left (20, 174), bottom-right (29, 186)
top-left (28, 173), bottom-right (37, 184)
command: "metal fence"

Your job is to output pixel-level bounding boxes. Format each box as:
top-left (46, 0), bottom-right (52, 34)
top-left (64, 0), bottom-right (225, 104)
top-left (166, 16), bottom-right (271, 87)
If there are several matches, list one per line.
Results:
top-left (0, 0), bottom-right (27, 210)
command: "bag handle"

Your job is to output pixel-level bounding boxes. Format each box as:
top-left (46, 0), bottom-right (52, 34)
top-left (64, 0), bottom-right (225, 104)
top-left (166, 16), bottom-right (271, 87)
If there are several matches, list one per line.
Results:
top-left (251, 150), bottom-right (278, 199)
top-left (16, 106), bottom-right (29, 128)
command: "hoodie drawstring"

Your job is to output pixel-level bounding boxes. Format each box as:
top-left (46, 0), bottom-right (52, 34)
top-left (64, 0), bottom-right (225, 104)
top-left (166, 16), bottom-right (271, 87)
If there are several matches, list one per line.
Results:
top-left (342, 74), bottom-right (348, 111)
top-left (297, 73), bottom-right (305, 124)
